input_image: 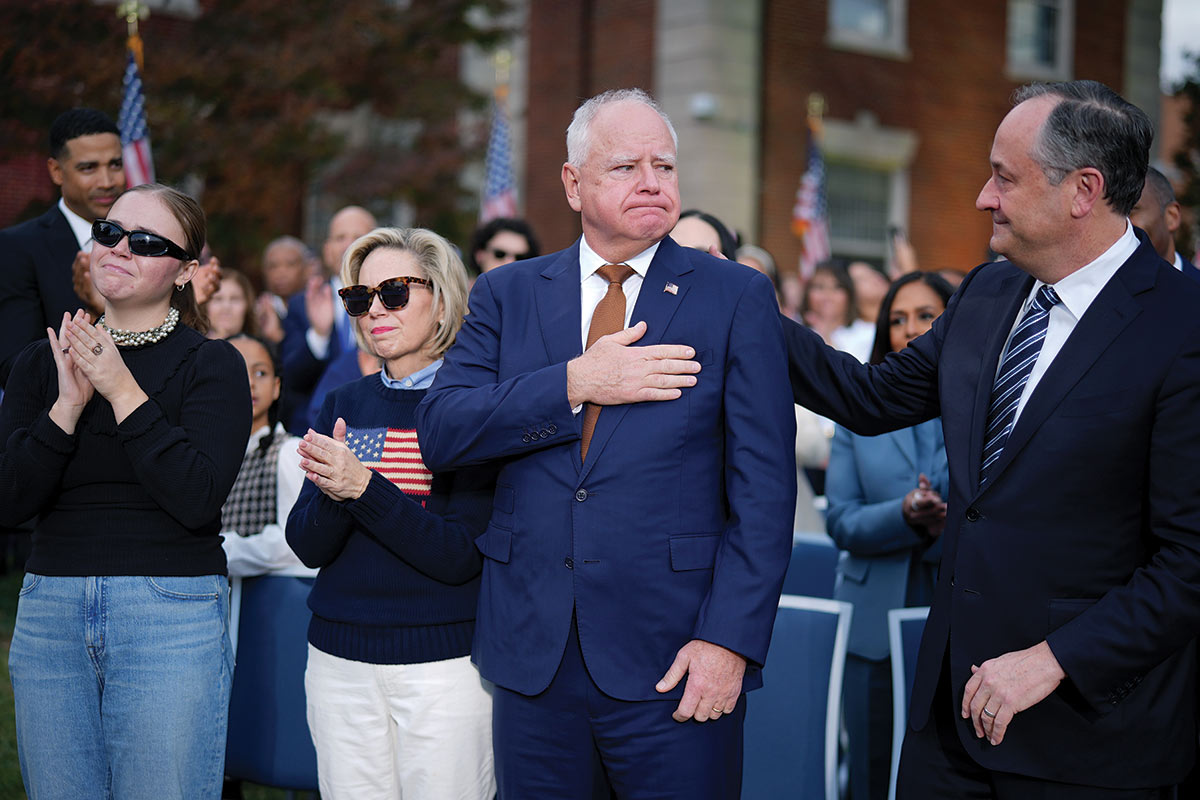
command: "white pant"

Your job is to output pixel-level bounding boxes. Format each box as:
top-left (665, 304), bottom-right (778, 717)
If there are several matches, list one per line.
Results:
top-left (304, 644), bottom-right (495, 800)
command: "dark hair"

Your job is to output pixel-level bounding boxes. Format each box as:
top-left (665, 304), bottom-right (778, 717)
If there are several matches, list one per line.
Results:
top-left (49, 108), bottom-right (119, 160)
top-left (1142, 166), bottom-right (1177, 210)
top-left (677, 209), bottom-right (739, 259)
top-left (869, 271), bottom-right (955, 365)
top-left (1012, 80), bottom-right (1152, 217)
top-left (226, 333), bottom-right (283, 454)
top-left (467, 218), bottom-right (541, 273)
top-left (800, 260), bottom-right (856, 327)
top-left (122, 183), bottom-right (210, 334)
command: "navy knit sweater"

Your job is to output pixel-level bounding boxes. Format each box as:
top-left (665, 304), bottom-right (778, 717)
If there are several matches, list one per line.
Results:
top-left (286, 373), bottom-right (494, 665)
top-left (0, 327), bottom-right (251, 576)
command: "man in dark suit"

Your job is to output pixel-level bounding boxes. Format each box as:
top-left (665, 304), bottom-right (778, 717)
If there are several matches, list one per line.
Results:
top-left (787, 80), bottom-right (1200, 797)
top-left (1130, 165), bottom-right (1200, 281)
top-left (280, 205), bottom-right (375, 432)
top-left (416, 88), bottom-right (795, 798)
top-left (0, 108), bottom-right (124, 387)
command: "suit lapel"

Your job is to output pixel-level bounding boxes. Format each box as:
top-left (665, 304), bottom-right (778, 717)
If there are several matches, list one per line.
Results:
top-left (976, 244), bottom-right (1152, 493)
top-left (895, 427), bottom-right (918, 472)
top-left (533, 242), bottom-right (585, 368)
top-left (966, 269), bottom-right (1033, 492)
top-left (578, 238), bottom-right (694, 482)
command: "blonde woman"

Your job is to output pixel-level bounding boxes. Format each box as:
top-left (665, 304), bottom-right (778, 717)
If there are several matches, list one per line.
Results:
top-left (286, 227), bottom-right (495, 799)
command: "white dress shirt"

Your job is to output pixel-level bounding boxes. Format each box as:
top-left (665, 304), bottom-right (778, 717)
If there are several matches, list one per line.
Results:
top-left (577, 236), bottom-right (659, 349)
top-left (1001, 221), bottom-right (1138, 423)
top-left (58, 197), bottom-right (93, 251)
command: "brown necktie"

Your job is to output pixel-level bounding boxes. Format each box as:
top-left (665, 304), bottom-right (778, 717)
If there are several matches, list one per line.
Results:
top-left (581, 263), bottom-right (635, 461)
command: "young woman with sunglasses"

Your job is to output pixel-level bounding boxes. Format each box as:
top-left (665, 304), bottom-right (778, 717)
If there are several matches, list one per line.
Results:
top-left (0, 184), bottom-right (251, 798)
top-left (286, 227), bottom-right (496, 799)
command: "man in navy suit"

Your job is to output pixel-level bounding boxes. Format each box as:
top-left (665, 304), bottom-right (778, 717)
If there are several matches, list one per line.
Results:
top-left (0, 108), bottom-right (124, 387)
top-left (787, 80), bottom-right (1200, 797)
top-left (1130, 165), bottom-right (1200, 281)
top-left (417, 88), bottom-right (795, 797)
top-left (280, 204), bottom-right (375, 432)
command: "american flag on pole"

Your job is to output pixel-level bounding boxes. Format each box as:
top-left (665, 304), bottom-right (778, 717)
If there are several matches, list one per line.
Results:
top-left (791, 119), bottom-right (830, 280)
top-left (345, 425), bottom-right (433, 498)
top-left (480, 97), bottom-right (518, 222)
top-left (118, 50), bottom-right (155, 187)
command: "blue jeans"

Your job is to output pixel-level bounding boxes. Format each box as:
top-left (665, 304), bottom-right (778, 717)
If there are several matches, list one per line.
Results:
top-left (9, 574), bottom-right (233, 800)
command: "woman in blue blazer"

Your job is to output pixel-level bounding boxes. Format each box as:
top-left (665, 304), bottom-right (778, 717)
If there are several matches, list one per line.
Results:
top-left (825, 271), bottom-right (954, 800)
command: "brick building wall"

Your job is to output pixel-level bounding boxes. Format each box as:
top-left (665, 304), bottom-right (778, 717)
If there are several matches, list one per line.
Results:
top-left (525, 0), bottom-right (657, 252)
top-left (760, 0), bottom-right (1132, 276)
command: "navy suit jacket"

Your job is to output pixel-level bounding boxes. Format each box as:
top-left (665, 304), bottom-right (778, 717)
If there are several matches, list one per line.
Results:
top-left (785, 235), bottom-right (1200, 787)
top-left (0, 206), bottom-right (86, 387)
top-left (416, 236), bottom-right (796, 700)
top-left (825, 420), bottom-right (947, 660)
top-left (1180, 253), bottom-right (1200, 283)
top-left (281, 287), bottom-right (352, 432)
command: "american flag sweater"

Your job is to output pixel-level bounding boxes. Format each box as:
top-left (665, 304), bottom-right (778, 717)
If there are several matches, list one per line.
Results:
top-left (286, 373), bottom-right (495, 664)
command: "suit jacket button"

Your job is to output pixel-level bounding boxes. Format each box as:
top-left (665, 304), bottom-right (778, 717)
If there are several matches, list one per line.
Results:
top-left (965, 507), bottom-right (981, 522)
top-left (540, 429), bottom-right (550, 438)
top-left (564, 557), bottom-right (574, 569)
top-left (522, 433), bottom-right (531, 443)
top-left (548, 424), bottom-right (557, 434)
top-left (575, 489), bottom-right (588, 502)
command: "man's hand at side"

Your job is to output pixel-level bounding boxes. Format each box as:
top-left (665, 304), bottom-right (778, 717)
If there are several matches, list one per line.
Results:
top-left (566, 321), bottom-right (700, 407)
top-left (961, 640), bottom-right (1065, 746)
top-left (656, 639), bottom-right (746, 722)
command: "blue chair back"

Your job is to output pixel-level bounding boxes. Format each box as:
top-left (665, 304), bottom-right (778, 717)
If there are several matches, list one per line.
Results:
top-left (887, 606), bottom-right (930, 800)
top-left (743, 594), bottom-right (852, 800)
top-left (781, 532), bottom-right (840, 599)
top-left (225, 575), bottom-right (319, 791)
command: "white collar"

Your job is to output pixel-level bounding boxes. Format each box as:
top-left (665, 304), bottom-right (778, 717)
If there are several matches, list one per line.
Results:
top-left (578, 236), bottom-right (658, 284)
top-left (1174, 251), bottom-right (1185, 271)
top-left (58, 197), bottom-right (94, 251)
top-left (1029, 221), bottom-right (1137, 320)
top-left (244, 422), bottom-right (289, 456)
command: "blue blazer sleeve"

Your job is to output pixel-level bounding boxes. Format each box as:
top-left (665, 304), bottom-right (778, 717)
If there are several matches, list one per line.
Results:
top-left (416, 272), bottom-right (580, 470)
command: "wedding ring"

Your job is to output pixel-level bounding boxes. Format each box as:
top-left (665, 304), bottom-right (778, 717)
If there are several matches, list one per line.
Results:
top-left (982, 707), bottom-right (996, 718)
top-left (712, 706), bottom-right (723, 714)
top-left (92, 344), bottom-right (104, 356)
top-left (61, 347), bottom-right (70, 354)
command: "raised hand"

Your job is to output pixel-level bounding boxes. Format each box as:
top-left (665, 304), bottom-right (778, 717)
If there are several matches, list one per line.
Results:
top-left (305, 277), bottom-right (335, 338)
top-left (298, 417), bottom-right (372, 501)
top-left (47, 310), bottom-right (96, 434)
top-left (566, 321), bottom-right (700, 407)
top-left (62, 316), bottom-right (147, 423)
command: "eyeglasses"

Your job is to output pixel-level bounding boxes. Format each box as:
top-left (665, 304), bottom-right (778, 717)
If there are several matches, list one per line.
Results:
top-left (91, 220), bottom-right (194, 261)
top-left (490, 248), bottom-right (531, 261)
top-left (338, 275), bottom-right (431, 316)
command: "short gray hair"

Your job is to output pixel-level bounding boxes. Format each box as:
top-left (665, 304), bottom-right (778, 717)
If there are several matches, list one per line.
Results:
top-left (1013, 80), bottom-right (1152, 216)
top-left (263, 235), bottom-right (315, 264)
top-left (566, 88), bottom-right (678, 167)
top-left (341, 227), bottom-right (470, 359)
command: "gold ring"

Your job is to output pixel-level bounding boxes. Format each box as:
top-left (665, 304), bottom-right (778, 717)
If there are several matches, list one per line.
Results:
top-left (712, 706), bottom-right (722, 714)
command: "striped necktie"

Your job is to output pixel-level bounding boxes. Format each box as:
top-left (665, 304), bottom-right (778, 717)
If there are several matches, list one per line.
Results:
top-left (979, 284), bottom-right (1061, 486)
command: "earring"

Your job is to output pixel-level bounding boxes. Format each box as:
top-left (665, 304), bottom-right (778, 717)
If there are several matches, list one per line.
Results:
top-left (175, 283), bottom-right (186, 292)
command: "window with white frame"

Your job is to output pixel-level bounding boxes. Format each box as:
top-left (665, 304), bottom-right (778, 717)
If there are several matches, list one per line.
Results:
top-left (821, 115), bottom-right (916, 267)
top-left (828, 0), bottom-right (908, 59)
top-left (1006, 0), bottom-right (1074, 81)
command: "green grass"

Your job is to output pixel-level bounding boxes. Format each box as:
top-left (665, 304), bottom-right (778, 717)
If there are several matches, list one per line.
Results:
top-left (0, 571), bottom-right (298, 800)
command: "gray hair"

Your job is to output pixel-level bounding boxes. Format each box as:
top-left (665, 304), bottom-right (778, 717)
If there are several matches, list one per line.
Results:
top-left (263, 235), bottom-right (316, 263)
top-left (341, 227), bottom-right (470, 359)
top-left (566, 88), bottom-right (678, 167)
top-left (1013, 80), bottom-right (1152, 217)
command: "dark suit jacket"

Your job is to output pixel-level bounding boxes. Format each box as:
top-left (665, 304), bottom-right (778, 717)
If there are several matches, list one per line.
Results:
top-left (0, 206), bottom-right (86, 387)
top-left (416, 236), bottom-right (796, 700)
top-left (280, 287), bottom-right (351, 433)
top-left (1180, 253), bottom-right (1200, 283)
top-left (785, 235), bottom-right (1200, 787)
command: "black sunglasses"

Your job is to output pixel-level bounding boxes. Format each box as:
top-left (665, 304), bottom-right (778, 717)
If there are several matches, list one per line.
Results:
top-left (92, 219), bottom-right (195, 261)
top-left (339, 275), bottom-right (431, 316)
top-left (490, 247), bottom-right (531, 261)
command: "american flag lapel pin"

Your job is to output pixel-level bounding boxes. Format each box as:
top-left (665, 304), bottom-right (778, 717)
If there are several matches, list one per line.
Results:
top-left (664, 282), bottom-right (678, 295)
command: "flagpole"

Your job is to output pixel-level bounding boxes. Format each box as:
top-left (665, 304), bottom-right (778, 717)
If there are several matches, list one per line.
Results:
top-left (117, 0), bottom-right (155, 188)
top-left (118, 0), bottom-right (149, 72)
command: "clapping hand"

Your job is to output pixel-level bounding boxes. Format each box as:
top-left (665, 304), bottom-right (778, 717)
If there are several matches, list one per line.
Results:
top-left (47, 310), bottom-right (96, 434)
top-left (298, 417), bottom-right (372, 501)
top-left (902, 472), bottom-right (947, 537)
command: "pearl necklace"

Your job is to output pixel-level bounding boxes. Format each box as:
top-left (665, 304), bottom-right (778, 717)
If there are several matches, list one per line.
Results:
top-left (98, 306), bottom-right (180, 348)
